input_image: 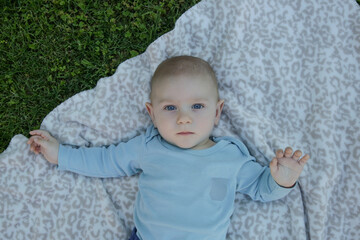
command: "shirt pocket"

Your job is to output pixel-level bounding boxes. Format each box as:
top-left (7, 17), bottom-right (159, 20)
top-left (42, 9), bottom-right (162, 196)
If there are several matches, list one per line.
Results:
top-left (209, 178), bottom-right (229, 201)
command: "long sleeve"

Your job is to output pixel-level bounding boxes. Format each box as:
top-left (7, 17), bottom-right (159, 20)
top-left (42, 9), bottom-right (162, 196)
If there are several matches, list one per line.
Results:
top-left (236, 160), bottom-right (294, 202)
top-left (229, 137), bottom-right (294, 202)
top-left (57, 135), bottom-right (143, 178)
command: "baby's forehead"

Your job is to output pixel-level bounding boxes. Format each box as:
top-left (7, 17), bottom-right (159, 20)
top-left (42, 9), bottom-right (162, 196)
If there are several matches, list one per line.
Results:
top-left (151, 71), bottom-right (218, 97)
top-left (156, 62), bottom-right (207, 79)
top-left (150, 56), bottom-right (219, 99)
top-left (152, 59), bottom-right (216, 85)
top-left (150, 73), bottom-right (219, 104)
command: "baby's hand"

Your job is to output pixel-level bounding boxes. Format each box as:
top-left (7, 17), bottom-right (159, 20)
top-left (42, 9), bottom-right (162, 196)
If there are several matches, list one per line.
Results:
top-left (27, 130), bottom-right (59, 165)
top-left (270, 147), bottom-right (310, 188)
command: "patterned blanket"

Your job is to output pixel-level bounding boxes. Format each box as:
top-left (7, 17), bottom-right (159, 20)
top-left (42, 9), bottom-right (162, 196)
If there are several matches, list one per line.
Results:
top-left (1, 0), bottom-right (359, 239)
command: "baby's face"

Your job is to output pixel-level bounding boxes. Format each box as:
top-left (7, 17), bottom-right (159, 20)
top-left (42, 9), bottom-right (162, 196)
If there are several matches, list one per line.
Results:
top-left (146, 72), bottom-right (224, 150)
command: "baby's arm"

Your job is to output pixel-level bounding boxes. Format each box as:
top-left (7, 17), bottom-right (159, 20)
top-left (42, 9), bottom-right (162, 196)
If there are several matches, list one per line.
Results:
top-left (270, 147), bottom-right (310, 188)
top-left (27, 130), bottom-right (60, 164)
top-left (28, 129), bottom-right (142, 178)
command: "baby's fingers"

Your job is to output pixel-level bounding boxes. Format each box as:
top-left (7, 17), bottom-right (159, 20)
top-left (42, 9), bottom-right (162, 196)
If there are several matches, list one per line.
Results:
top-left (29, 136), bottom-right (47, 154)
top-left (276, 147), bottom-right (293, 158)
top-left (276, 149), bottom-right (284, 158)
top-left (27, 135), bottom-right (38, 147)
top-left (299, 154), bottom-right (310, 167)
top-left (28, 136), bottom-right (41, 153)
top-left (284, 147), bottom-right (293, 158)
top-left (27, 137), bottom-right (34, 145)
top-left (29, 130), bottom-right (53, 141)
top-left (292, 150), bottom-right (302, 160)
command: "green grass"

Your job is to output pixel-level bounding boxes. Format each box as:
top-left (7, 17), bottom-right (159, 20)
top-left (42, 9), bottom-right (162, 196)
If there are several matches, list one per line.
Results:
top-left (1, 0), bottom-right (359, 153)
top-left (0, 0), bottom-right (201, 153)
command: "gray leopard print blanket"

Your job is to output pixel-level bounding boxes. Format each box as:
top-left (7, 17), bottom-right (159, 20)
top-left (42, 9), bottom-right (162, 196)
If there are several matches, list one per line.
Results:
top-left (1, 0), bottom-right (359, 239)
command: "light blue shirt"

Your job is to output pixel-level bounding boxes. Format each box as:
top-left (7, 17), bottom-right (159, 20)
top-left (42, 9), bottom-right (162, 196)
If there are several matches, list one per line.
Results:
top-left (58, 125), bottom-right (294, 240)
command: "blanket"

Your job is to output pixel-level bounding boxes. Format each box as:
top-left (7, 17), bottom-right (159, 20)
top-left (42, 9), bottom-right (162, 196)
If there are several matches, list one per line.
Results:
top-left (1, 0), bottom-right (359, 239)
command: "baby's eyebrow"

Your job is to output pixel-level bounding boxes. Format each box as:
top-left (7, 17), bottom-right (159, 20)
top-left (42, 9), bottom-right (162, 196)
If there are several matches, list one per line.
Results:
top-left (192, 98), bottom-right (209, 101)
top-left (157, 99), bottom-right (175, 105)
top-left (158, 98), bottom-right (210, 104)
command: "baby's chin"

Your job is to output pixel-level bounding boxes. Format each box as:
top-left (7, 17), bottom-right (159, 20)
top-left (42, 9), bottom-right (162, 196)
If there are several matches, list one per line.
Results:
top-left (174, 139), bottom-right (215, 150)
top-left (165, 139), bottom-right (198, 150)
top-left (170, 142), bottom-right (195, 149)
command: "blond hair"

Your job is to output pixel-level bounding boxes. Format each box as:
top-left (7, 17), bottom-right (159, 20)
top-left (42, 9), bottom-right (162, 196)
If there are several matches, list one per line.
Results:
top-left (150, 56), bottom-right (219, 100)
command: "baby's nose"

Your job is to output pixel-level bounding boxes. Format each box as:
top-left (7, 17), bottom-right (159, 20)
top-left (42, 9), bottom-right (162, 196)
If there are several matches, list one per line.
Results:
top-left (176, 111), bottom-right (192, 124)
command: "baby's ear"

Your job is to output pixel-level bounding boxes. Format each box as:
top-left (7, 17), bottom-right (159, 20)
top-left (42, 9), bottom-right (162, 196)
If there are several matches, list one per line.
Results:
top-left (145, 102), bottom-right (156, 127)
top-left (215, 99), bottom-right (225, 125)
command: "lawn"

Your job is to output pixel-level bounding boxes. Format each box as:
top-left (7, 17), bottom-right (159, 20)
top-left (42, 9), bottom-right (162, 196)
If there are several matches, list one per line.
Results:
top-left (1, 0), bottom-right (359, 153)
top-left (0, 0), bottom-right (201, 153)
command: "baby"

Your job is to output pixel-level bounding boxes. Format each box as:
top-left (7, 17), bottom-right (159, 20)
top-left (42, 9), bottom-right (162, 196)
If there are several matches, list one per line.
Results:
top-left (28, 56), bottom-right (310, 240)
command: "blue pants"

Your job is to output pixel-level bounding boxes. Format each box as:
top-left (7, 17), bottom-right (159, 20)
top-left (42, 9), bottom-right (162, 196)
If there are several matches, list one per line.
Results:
top-left (128, 228), bottom-right (140, 240)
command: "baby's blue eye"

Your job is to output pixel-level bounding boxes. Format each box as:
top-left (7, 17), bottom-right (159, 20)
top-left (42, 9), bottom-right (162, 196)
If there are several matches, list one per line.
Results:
top-left (192, 104), bottom-right (204, 110)
top-left (164, 105), bottom-right (177, 111)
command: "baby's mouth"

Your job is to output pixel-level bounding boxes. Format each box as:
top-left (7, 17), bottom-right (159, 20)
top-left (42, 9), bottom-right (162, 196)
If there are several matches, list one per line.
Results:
top-left (177, 132), bottom-right (195, 135)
